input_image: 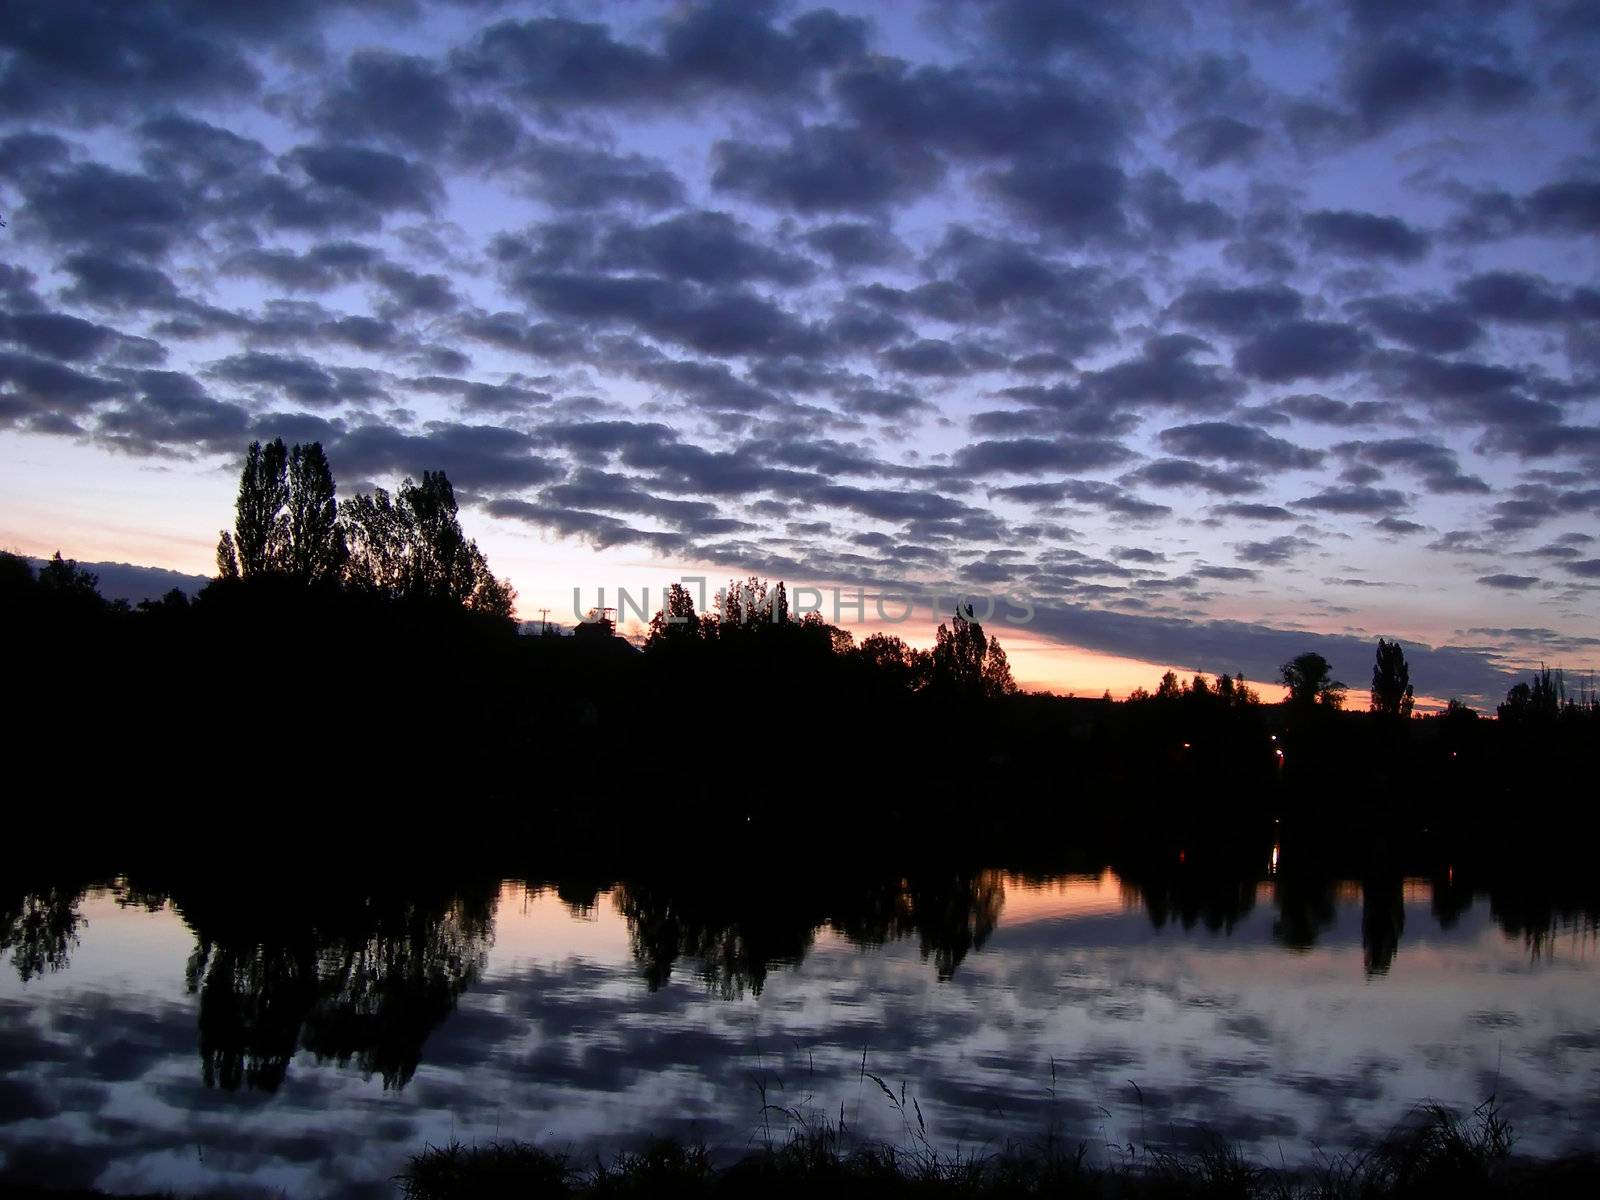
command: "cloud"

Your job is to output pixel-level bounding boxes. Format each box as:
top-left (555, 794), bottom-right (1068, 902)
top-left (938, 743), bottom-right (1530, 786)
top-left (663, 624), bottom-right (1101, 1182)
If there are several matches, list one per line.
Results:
top-left (664, 1), bottom-right (868, 92)
top-left (90, 369), bottom-right (251, 456)
top-left (17, 161), bottom-right (194, 259)
top-left (990, 479), bottom-right (1170, 521)
top-left (979, 0), bottom-right (1155, 69)
top-left (1167, 116), bottom-right (1265, 168)
top-left (519, 140), bottom-right (685, 211)
top-left (404, 375), bottom-right (550, 414)
top-left (631, 356), bottom-right (780, 413)
top-left (0, 351), bottom-right (128, 424)
top-left (1294, 485), bottom-right (1409, 515)
top-left (1334, 438), bottom-right (1490, 495)
top-left (312, 49), bottom-right (515, 162)
top-left (0, 311), bottom-right (162, 366)
top-left (1159, 422), bottom-right (1324, 470)
top-left (1455, 271), bottom-right (1597, 324)
top-left (281, 144), bottom-right (444, 217)
top-left (1169, 283), bottom-right (1302, 334)
top-left (1021, 602), bottom-right (1518, 700)
top-left (0, 1), bottom-right (278, 120)
top-left (1234, 321), bottom-right (1370, 382)
top-left (227, 241), bottom-right (382, 292)
top-left (1081, 335), bottom-right (1242, 411)
top-left (1131, 170), bottom-right (1233, 242)
top-left (206, 352), bottom-right (383, 408)
top-left (137, 112), bottom-right (268, 184)
top-left (1524, 178), bottom-right (1600, 236)
top-left (1235, 535), bottom-right (1314, 565)
top-left (990, 160), bottom-right (1128, 243)
top-left (801, 221), bottom-right (905, 267)
top-left (1341, 40), bottom-right (1535, 132)
top-left (1477, 574), bottom-right (1539, 590)
top-left (599, 210), bottom-right (815, 286)
top-left (836, 57), bottom-right (1126, 160)
top-left (452, 17), bottom-right (670, 107)
top-left (1269, 394), bottom-right (1391, 427)
top-left (1211, 503), bottom-right (1298, 522)
top-left (1485, 483), bottom-right (1600, 533)
top-left (1448, 178), bottom-right (1600, 241)
top-left (1302, 210), bottom-right (1431, 262)
top-left (497, 262), bottom-right (818, 359)
top-left (954, 438), bottom-right (1135, 475)
top-left (713, 125), bottom-right (943, 213)
top-left (1121, 458), bottom-right (1263, 496)
top-left (1345, 296), bottom-right (1481, 354)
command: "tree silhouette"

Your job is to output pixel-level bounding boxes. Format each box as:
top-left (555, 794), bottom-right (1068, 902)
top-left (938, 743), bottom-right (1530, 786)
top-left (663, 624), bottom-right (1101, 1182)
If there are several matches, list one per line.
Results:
top-left (932, 606), bottom-right (986, 696)
top-left (1369, 638), bottom-right (1414, 719)
top-left (342, 471), bottom-right (514, 617)
top-left (340, 487), bottom-right (407, 595)
top-left (801, 610), bottom-right (854, 654)
top-left (1530, 665), bottom-right (1565, 716)
top-left (930, 605), bottom-right (1016, 699)
top-left (220, 439), bottom-right (348, 584)
top-left (228, 438), bottom-right (290, 577)
top-left (856, 632), bottom-right (929, 690)
top-left (1229, 672), bottom-right (1259, 705)
top-left (216, 530), bottom-right (239, 580)
top-left (714, 575), bottom-right (786, 631)
top-left (402, 471), bottom-right (474, 601)
top-left (36, 551), bottom-right (101, 600)
top-left (1280, 651), bottom-right (1345, 709)
top-left (646, 582), bottom-right (700, 646)
top-left (984, 634), bottom-right (1016, 697)
top-left (1499, 682), bottom-right (1532, 719)
top-left (1499, 666), bottom-right (1567, 723)
top-left (286, 442), bottom-right (346, 585)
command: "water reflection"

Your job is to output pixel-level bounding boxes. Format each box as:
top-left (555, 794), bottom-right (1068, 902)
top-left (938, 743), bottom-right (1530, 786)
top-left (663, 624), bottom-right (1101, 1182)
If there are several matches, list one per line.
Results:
top-left (179, 883), bottom-right (496, 1091)
top-left (2, 853), bottom-right (1598, 1197)
top-left (6, 856), bottom-right (1598, 1089)
top-left (0, 882), bottom-right (87, 982)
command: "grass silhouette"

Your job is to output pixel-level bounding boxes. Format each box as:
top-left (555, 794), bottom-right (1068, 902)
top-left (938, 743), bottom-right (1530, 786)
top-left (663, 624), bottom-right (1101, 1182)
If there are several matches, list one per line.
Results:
top-left (396, 1095), bottom-right (1600, 1200)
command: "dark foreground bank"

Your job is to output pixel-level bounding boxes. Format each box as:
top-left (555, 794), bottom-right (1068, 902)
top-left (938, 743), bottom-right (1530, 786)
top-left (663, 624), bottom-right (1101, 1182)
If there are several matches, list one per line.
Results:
top-left (396, 1101), bottom-right (1598, 1198)
top-left (7, 1102), bottom-right (1594, 1200)
top-left (400, 1120), bottom-right (1599, 1200)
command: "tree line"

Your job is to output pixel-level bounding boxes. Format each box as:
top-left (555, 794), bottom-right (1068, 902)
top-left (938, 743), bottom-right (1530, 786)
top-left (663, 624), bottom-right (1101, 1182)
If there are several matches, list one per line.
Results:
top-left (639, 578), bottom-right (1018, 702)
top-left (4, 437), bottom-right (1597, 829)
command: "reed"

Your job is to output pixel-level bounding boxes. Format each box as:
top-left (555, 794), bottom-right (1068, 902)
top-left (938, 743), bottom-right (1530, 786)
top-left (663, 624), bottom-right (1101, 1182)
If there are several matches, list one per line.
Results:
top-left (398, 1095), bottom-right (1599, 1199)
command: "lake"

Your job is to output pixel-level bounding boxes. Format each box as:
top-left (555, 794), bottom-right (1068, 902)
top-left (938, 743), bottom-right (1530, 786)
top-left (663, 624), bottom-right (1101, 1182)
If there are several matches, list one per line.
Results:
top-left (2, 855), bottom-right (1597, 1198)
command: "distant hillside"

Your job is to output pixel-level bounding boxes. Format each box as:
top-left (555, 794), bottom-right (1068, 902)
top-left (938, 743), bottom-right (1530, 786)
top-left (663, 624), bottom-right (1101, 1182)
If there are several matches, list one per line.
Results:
top-left (30, 557), bottom-right (212, 605)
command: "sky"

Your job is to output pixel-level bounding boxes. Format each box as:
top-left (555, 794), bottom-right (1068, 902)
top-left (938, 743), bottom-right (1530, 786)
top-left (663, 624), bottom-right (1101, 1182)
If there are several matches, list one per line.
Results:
top-left (1, 0), bottom-right (1598, 705)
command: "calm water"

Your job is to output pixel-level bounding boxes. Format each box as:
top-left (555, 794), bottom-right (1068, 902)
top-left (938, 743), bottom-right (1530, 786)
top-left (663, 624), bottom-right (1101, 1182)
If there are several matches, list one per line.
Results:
top-left (2, 864), bottom-right (1597, 1199)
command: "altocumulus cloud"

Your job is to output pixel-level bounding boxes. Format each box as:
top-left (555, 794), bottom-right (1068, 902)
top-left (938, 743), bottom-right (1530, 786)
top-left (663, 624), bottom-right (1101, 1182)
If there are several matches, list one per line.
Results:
top-left (0, 0), bottom-right (1597, 701)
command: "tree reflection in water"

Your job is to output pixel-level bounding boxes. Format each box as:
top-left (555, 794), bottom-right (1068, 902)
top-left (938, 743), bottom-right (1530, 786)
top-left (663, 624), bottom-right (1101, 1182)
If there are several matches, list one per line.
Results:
top-left (0, 881), bottom-right (89, 982)
top-left (4, 849), bottom-right (1597, 1093)
top-left (613, 868), bottom-right (1007, 996)
top-left (165, 877), bottom-right (499, 1091)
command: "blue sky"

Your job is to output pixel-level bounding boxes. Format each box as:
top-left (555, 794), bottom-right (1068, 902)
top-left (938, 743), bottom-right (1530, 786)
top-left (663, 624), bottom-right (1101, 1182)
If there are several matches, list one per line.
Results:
top-left (2, 0), bottom-right (1598, 702)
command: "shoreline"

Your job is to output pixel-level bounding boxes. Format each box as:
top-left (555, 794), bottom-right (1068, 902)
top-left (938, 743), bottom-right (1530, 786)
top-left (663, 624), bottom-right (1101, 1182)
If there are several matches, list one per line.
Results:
top-left (6, 1100), bottom-right (1598, 1199)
